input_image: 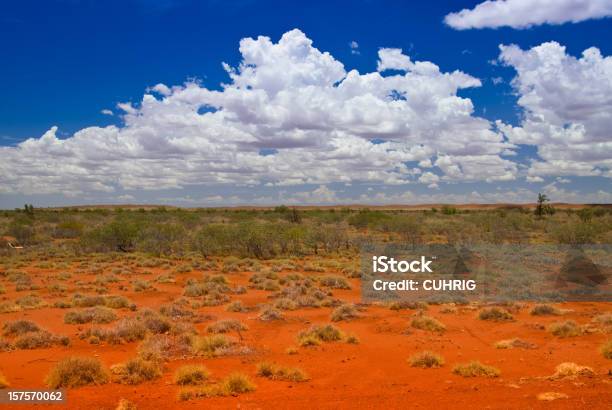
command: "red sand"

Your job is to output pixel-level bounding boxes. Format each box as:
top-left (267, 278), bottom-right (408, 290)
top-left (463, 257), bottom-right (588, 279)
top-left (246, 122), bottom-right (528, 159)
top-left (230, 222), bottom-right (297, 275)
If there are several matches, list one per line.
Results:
top-left (1, 264), bottom-right (611, 409)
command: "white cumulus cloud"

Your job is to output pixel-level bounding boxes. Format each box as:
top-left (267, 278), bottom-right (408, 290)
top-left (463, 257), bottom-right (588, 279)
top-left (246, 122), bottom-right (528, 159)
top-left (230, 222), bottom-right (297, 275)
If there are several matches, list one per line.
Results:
top-left (0, 29), bottom-right (518, 199)
top-left (445, 0), bottom-right (612, 30)
top-left (496, 41), bottom-right (612, 180)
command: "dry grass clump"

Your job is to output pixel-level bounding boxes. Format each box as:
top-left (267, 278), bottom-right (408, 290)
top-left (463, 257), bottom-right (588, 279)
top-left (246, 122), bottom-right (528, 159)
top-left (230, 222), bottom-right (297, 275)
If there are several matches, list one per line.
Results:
top-left (548, 320), bottom-right (581, 338)
top-left (345, 334), bottom-right (360, 344)
top-left (115, 399), bottom-right (138, 410)
top-left (256, 362), bottom-right (308, 382)
top-left (179, 372), bottom-right (255, 400)
top-left (0, 302), bottom-right (21, 313)
top-left (452, 361), bottom-right (500, 378)
top-left (411, 315), bottom-right (446, 332)
top-left (478, 307), bottom-right (514, 321)
top-left (330, 304), bottom-right (359, 322)
top-left (226, 300), bottom-right (248, 312)
top-left (138, 334), bottom-right (193, 362)
top-left (409, 351), bottom-right (444, 368)
top-left (14, 331), bottom-right (70, 349)
top-left (141, 313), bottom-right (172, 334)
top-left (258, 306), bottom-right (284, 321)
top-left (0, 372), bottom-right (9, 388)
top-left (132, 279), bottom-right (153, 292)
top-left (389, 301), bottom-right (428, 311)
top-left (537, 392), bottom-right (568, 401)
top-left (298, 324), bottom-right (343, 346)
top-left (111, 357), bottom-right (162, 384)
top-left (174, 365), bottom-right (209, 385)
top-left (2, 320), bottom-right (40, 336)
top-left (80, 317), bottom-right (147, 345)
top-left (206, 319), bottom-right (248, 334)
top-left (0, 337), bottom-right (13, 352)
top-left (494, 338), bottom-right (537, 349)
top-left (274, 298), bottom-right (297, 311)
top-left (16, 295), bottom-right (46, 309)
top-left (105, 295), bottom-right (135, 310)
top-left (318, 275), bottom-right (351, 289)
top-left (72, 294), bottom-right (106, 307)
top-left (64, 307), bottom-right (117, 324)
top-left (549, 362), bottom-right (594, 380)
top-left (222, 372), bottom-right (256, 394)
top-left (593, 313), bottom-right (612, 331)
top-left (46, 356), bottom-right (109, 388)
top-left (191, 334), bottom-right (232, 357)
top-left (530, 304), bottom-right (561, 316)
top-left (601, 340), bottom-right (612, 359)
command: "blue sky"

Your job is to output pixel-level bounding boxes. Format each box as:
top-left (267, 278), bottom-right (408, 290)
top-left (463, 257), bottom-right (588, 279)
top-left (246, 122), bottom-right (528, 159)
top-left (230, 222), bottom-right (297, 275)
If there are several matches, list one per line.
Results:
top-left (0, 0), bottom-right (611, 207)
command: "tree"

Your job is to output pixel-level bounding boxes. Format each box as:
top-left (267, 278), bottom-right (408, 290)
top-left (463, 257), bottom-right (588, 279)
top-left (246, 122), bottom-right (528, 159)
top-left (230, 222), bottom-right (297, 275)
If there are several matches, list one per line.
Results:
top-left (535, 193), bottom-right (555, 218)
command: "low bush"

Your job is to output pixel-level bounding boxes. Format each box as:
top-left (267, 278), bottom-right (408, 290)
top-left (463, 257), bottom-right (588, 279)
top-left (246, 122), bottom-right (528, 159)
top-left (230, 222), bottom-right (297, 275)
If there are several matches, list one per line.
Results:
top-left (256, 362), bottom-right (308, 382)
top-left (46, 356), bottom-right (109, 388)
top-left (191, 335), bottom-right (232, 357)
top-left (298, 324), bottom-right (343, 346)
top-left (111, 357), bottom-right (162, 384)
top-left (330, 304), bottom-right (359, 322)
top-left (318, 275), bottom-right (350, 289)
top-left (411, 315), bottom-right (446, 332)
top-left (222, 372), bottom-right (256, 394)
top-left (64, 307), bottom-right (117, 324)
top-left (408, 351), bottom-right (444, 368)
top-left (494, 338), bottom-right (537, 349)
top-left (452, 361), bottom-right (500, 378)
top-left (14, 331), bottom-right (70, 349)
top-left (174, 365), bottom-right (209, 385)
top-left (549, 362), bottom-right (594, 380)
top-left (206, 319), bottom-right (248, 334)
top-left (2, 320), bottom-right (40, 336)
top-left (258, 306), bottom-right (283, 321)
top-left (530, 304), bottom-right (560, 316)
top-left (478, 307), bottom-right (514, 321)
top-left (548, 321), bottom-right (581, 338)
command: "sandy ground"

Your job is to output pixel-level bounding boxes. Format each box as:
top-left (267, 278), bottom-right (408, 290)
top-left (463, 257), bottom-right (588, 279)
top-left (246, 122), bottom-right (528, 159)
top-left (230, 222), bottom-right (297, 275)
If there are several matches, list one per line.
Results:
top-left (0, 262), bottom-right (611, 409)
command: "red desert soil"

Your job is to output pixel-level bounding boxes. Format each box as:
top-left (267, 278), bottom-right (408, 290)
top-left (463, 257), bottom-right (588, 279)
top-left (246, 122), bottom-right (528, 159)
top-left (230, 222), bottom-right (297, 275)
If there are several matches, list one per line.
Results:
top-left (0, 263), bottom-right (611, 409)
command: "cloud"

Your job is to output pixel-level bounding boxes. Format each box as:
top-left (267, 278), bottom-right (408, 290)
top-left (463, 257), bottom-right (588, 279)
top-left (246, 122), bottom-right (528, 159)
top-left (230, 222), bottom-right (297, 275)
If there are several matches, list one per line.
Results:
top-left (101, 109), bottom-right (113, 116)
top-left (0, 29), bottom-right (520, 199)
top-left (496, 41), bottom-right (612, 180)
top-left (445, 0), bottom-right (612, 30)
top-left (349, 40), bottom-right (360, 55)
